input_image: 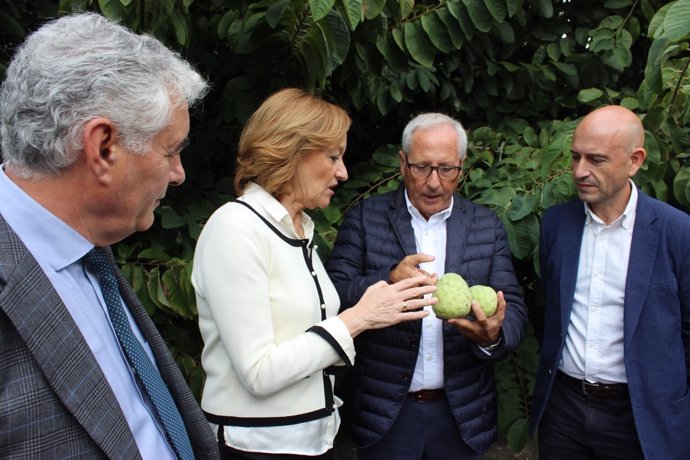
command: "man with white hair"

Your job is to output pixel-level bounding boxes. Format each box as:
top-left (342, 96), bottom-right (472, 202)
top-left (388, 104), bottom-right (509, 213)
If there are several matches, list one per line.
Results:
top-left (328, 113), bottom-right (528, 459)
top-left (0, 12), bottom-right (218, 459)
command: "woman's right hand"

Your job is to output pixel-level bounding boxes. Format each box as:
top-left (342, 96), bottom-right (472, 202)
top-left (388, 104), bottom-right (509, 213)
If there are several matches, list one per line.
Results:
top-left (338, 274), bottom-right (437, 338)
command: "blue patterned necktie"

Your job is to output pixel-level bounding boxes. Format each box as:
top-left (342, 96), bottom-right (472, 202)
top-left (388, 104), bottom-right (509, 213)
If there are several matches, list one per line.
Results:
top-left (85, 247), bottom-right (194, 460)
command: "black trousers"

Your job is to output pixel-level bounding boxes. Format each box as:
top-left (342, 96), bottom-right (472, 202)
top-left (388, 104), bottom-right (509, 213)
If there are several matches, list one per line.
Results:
top-left (538, 373), bottom-right (644, 460)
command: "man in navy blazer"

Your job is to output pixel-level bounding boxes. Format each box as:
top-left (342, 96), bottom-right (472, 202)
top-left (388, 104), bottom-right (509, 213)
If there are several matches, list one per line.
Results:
top-left (530, 105), bottom-right (690, 460)
top-left (0, 13), bottom-right (218, 458)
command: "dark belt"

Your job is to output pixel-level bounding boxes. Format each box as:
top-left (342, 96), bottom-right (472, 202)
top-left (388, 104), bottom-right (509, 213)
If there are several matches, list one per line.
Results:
top-left (557, 371), bottom-right (628, 399)
top-left (408, 389), bottom-right (445, 403)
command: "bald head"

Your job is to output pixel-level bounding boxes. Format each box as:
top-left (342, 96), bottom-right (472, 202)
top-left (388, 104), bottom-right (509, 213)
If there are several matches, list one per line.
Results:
top-left (570, 105), bottom-right (647, 224)
top-left (575, 105), bottom-right (645, 153)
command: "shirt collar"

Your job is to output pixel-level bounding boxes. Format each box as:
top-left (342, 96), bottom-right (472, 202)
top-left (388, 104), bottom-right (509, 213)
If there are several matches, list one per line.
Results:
top-left (584, 179), bottom-right (638, 229)
top-left (242, 182), bottom-right (314, 238)
top-left (404, 189), bottom-right (453, 224)
top-left (0, 165), bottom-right (92, 271)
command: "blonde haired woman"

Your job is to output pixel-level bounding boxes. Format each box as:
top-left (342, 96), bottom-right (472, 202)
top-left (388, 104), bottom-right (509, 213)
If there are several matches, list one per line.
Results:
top-left (192, 88), bottom-right (436, 459)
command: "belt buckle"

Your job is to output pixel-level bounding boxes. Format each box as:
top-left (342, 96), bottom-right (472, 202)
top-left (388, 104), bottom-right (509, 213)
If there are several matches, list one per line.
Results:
top-left (581, 380), bottom-right (600, 397)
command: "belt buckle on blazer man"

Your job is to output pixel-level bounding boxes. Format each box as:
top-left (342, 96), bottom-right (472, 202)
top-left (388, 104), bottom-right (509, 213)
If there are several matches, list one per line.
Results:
top-left (0, 13), bottom-right (219, 459)
top-left (530, 105), bottom-right (690, 460)
top-left (327, 113), bottom-right (528, 459)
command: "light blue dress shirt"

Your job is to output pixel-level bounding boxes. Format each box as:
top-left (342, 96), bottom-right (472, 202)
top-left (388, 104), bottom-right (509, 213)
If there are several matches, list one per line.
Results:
top-left (0, 165), bottom-right (175, 459)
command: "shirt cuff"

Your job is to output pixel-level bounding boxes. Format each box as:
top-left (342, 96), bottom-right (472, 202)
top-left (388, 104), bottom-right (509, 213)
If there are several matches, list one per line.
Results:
top-left (478, 335), bottom-right (503, 355)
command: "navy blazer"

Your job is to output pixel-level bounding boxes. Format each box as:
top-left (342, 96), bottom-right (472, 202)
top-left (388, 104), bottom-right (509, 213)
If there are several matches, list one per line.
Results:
top-left (0, 215), bottom-right (219, 459)
top-left (530, 189), bottom-right (690, 460)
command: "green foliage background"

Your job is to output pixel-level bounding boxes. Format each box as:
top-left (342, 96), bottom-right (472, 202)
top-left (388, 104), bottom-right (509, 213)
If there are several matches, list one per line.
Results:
top-left (2, 0), bottom-right (689, 452)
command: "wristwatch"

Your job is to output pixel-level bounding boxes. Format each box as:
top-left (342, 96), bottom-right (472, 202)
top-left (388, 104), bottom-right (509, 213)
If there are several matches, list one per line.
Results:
top-left (482, 336), bottom-right (503, 352)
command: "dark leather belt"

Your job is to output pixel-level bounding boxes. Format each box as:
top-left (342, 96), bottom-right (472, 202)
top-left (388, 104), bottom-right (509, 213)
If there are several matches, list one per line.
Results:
top-left (408, 389), bottom-right (445, 402)
top-left (557, 371), bottom-right (628, 399)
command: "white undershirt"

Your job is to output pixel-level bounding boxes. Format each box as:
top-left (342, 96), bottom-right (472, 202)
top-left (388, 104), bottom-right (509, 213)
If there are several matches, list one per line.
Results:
top-left (560, 182), bottom-right (637, 384)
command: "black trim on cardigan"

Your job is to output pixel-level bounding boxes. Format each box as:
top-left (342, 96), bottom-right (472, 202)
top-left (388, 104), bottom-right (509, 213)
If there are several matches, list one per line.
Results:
top-left (204, 408), bottom-right (334, 428)
top-left (234, 200), bottom-right (308, 247)
top-left (307, 325), bottom-right (352, 369)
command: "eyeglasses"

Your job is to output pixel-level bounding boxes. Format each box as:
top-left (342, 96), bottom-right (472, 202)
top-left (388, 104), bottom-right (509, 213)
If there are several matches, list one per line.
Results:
top-left (404, 156), bottom-right (462, 181)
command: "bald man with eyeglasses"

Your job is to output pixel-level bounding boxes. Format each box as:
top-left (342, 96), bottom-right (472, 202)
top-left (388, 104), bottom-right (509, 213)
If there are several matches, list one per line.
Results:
top-left (327, 113), bottom-right (528, 460)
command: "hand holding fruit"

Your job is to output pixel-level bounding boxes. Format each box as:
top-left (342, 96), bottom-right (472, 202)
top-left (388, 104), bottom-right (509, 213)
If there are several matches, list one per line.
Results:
top-left (431, 272), bottom-right (505, 347)
top-left (431, 273), bottom-right (498, 319)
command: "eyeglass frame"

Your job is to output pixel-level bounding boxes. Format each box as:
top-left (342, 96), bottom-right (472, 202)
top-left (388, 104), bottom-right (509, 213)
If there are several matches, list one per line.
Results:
top-left (403, 154), bottom-right (463, 181)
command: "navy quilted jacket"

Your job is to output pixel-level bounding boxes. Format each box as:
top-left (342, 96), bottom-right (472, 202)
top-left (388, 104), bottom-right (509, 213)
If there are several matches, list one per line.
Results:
top-left (326, 186), bottom-right (528, 452)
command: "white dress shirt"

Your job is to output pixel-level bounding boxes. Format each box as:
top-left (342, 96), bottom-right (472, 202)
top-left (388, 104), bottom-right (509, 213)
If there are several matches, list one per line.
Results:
top-left (405, 192), bottom-right (451, 392)
top-left (560, 182), bottom-right (638, 384)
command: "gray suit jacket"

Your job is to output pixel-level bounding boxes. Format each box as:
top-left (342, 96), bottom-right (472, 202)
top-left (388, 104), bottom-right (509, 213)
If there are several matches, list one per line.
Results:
top-left (0, 215), bottom-right (219, 459)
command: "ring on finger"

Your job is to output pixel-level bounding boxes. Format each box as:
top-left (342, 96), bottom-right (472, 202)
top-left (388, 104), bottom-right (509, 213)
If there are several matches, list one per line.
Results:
top-left (402, 301), bottom-right (407, 311)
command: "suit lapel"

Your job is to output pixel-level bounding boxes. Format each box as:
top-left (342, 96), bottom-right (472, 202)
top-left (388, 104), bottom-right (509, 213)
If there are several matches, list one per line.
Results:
top-left (445, 195), bottom-right (471, 275)
top-left (557, 203), bottom-right (586, 332)
top-left (623, 192), bottom-right (658, 345)
top-left (0, 221), bottom-right (139, 459)
top-left (388, 187), bottom-right (418, 256)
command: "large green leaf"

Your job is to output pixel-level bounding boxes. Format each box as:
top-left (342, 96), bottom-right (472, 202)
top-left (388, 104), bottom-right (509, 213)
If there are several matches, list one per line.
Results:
top-left (372, 144), bottom-right (401, 167)
top-left (663, 0), bottom-right (690, 41)
top-left (673, 165), bottom-right (690, 207)
top-left (340, 0), bottom-right (363, 30)
top-left (266, 0), bottom-right (290, 28)
top-left (421, 11), bottom-right (454, 53)
top-left (404, 21), bottom-right (436, 67)
top-left (98, 0), bottom-right (123, 20)
top-left (491, 21), bottom-right (515, 44)
top-left (122, 264), bottom-right (155, 315)
top-left (438, 7), bottom-right (464, 48)
top-left (158, 206), bottom-right (186, 229)
top-left (507, 418), bottom-right (529, 452)
top-left (138, 247), bottom-right (172, 262)
top-left (463, 0), bottom-right (493, 33)
top-left (504, 214), bottom-right (539, 260)
top-left (310, 0), bottom-right (336, 22)
top-left (378, 33), bottom-right (409, 70)
top-left (644, 37), bottom-right (670, 94)
top-left (400, 0), bottom-right (414, 19)
top-left (448, 1), bottom-right (476, 39)
top-left (509, 194), bottom-right (538, 221)
top-left (162, 267), bottom-right (193, 318)
top-left (484, 0), bottom-right (508, 22)
top-left (169, 9), bottom-right (188, 46)
top-left (577, 87), bottom-right (604, 102)
top-left (648, 2), bottom-right (673, 37)
top-left (363, 0), bottom-right (386, 19)
top-left (602, 47), bottom-right (632, 72)
top-left (506, 0), bottom-right (522, 17)
top-left (319, 10), bottom-right (351, 70)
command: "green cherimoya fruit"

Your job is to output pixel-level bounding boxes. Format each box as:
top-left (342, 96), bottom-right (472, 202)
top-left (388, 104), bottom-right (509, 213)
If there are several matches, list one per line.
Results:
top-left (469, 285), bottom-right (498, 317)
top-left (432, 273), bottom-right (472, 319)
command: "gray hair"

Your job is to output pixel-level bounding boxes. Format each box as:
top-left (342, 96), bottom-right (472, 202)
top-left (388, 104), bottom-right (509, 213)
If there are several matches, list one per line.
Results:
top-left (0, 12), bottom-right (209, 179)
top-left (401, 113), bottom-right (468, 161)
